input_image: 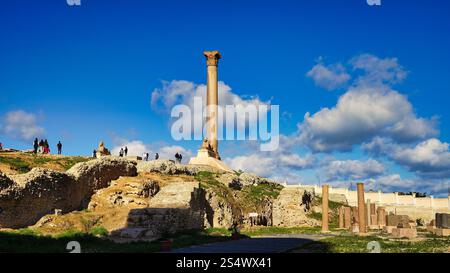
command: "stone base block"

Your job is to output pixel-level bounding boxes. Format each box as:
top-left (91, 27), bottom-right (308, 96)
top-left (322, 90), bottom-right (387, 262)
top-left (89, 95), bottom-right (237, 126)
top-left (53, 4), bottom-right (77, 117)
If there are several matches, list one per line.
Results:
top-left (391, 228), bottom-right (417, 239)
top-left (383, 226), bottom-right (396, 234)
top-left (369, 225), bottom-right (381, 230)
top-left (426, 225), bottom-right (436, 232)
top-left (432, 228), bottom-right (450, 237)
top-left (189, 150), bottom-right (233, 172)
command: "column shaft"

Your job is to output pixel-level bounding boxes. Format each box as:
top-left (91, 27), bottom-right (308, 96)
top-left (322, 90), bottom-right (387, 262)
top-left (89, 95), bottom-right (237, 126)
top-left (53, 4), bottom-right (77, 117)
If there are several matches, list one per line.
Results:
top-left (322, 185), bottom-right (329, 232)
top-left (357, 183), bottom-right (367, 233)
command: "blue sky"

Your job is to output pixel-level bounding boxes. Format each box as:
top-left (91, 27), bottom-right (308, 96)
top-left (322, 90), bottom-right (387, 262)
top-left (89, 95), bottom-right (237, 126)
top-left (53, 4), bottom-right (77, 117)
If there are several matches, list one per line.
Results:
top-left (1, 0), bottom-right (449, 196)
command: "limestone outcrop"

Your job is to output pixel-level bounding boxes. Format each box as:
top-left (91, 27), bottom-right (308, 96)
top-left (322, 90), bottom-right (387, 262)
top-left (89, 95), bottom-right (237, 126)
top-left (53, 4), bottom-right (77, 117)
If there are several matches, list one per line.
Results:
top-left (0, 157), bottom-right (137, 228)
top-left (111, 181), bottom-right (208, 240)
top-left (272, 187), bottom-right (320, 227)
top-left (217, 172), bottom-right (276, 189)
top-left (136, 160), bottom-right (223, 175)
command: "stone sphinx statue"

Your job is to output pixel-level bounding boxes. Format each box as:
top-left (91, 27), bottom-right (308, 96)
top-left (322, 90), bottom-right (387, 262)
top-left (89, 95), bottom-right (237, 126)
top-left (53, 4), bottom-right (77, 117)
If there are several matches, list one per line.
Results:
top-left (96, 141), bottom-right (111, 157)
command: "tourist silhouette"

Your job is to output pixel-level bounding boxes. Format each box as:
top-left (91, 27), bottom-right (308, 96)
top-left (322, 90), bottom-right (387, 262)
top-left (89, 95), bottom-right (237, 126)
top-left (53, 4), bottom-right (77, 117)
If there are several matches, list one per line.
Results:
top-left (57, 141), bottom-right (62, 155)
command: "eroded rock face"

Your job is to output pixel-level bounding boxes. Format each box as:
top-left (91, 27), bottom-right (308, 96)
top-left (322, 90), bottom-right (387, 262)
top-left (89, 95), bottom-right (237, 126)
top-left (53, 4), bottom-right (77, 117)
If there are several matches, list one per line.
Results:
top-left (272, 187), bottom-right (320, 227)
top-left (0, 168), bottom-right (78, 228)
top-left (67, 157), bottom-right (137, 207)
top-left (203, 190), bottom-right (234, 228)
top-left (136, 160), bottom-right (225, 175)
top-left (0, 157), bottom-right (137, 228)
top-left (217, 172), bottom-right (277, 189)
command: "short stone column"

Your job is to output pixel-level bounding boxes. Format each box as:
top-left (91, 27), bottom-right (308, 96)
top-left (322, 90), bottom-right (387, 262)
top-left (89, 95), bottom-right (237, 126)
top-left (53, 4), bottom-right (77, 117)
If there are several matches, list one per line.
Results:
top-left (357, 183), bottom-right (367, 233)
top-left (338, 206), bottom-right (345, 228)
top-left (322, 185), bottom-right (329, 232)
top-left (344, 207), bottom-right (352, 228)
top-left (377, 207), bottom-right (386, 226)
top-left (370, 203), bottom-right (377, 226)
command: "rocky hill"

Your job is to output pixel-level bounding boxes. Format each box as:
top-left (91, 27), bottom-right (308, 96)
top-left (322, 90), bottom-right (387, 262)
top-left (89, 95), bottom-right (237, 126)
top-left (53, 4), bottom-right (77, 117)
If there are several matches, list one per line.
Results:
top-left (0, 152), bottom-right (331, 242)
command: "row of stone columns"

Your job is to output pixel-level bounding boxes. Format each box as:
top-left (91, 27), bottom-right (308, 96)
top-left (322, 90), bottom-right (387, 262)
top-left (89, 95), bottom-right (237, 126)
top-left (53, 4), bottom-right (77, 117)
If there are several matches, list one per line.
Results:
top-left (322, 183), bottom-right (388, 234)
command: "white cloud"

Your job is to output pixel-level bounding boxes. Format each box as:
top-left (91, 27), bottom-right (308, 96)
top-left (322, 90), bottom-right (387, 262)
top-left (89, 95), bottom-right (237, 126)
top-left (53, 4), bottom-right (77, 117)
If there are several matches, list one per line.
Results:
top-left (350, 54), bottom-right (408, 86)
top-left (298, 85), bottom-right (437, 153)
top-left (373, 174), bottom-right (416, 188)
top-left (224, 135), bottom-right (315, 181)
top-left (111, 137), bottom-right (193, 164)
top-left (0, 110), bottom-right (45, 142)
top-left (364, 137), bottom-right (450, 179)
top-left (324, 159), bottom-right (385, 180)
top-left (390, 138), bottom-right (450, 178)
top-left (151, 80), bottom-right (271, 134)
top-left (306, 61), bottom-right (350, 90)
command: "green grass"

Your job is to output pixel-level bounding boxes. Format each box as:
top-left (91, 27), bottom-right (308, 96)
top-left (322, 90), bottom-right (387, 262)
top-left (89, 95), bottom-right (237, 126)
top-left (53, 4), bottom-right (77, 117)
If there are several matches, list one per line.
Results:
top-left (0, 156), bottom-right (31, 173)
top-left (241, 226), bottom-right (322, 236)
top-left (0, 228), bottom-right (234, 253)
top-left (0, 153), bottom-right (89, 173)
top-left (241, 183), bottom-right (283, 202)
top-left (57, 156), bottom-right (90, 170)
top-left (295, 234), bottom-right (450, 253)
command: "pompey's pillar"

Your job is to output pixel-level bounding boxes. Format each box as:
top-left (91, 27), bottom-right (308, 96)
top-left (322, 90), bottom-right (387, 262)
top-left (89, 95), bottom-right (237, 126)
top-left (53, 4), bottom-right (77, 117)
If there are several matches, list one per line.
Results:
top-left (204, 50), bottom-right (221, 159)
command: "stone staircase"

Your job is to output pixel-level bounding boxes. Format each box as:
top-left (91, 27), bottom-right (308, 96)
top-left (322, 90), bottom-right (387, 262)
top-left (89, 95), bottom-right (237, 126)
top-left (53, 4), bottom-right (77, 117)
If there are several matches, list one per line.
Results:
top-left (272, 187), bottom-right (319, 227)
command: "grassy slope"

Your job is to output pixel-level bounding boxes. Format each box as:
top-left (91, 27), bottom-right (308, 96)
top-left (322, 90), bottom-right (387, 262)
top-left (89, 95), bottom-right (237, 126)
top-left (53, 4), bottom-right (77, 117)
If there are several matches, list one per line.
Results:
top-left (0, 152), bottom-right (89, 174)
top-left (195, 171), bottom-right (283, 216)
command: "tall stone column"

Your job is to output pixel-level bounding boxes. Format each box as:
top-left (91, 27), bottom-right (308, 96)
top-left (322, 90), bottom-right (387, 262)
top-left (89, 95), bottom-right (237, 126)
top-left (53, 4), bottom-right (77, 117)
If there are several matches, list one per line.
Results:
top-left (203, 50), bottom-right (221, 159)
top-left (357, 183), bottom-right (367, 233)
top-left (322, 185), bottom-right (329, 232)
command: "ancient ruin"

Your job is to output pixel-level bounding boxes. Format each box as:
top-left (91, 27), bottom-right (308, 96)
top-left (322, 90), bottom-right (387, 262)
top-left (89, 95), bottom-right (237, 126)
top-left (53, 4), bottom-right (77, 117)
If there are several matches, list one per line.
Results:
top-left (188, 50), bottom-right (232, 172)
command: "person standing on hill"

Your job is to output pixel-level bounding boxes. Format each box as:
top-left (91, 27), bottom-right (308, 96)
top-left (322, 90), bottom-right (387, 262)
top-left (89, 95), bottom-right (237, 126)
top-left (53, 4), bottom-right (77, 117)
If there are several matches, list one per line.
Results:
top-left (119, 148), bottom-right (124, 157)
top-left (124, 146), bottom-right (128, 157)
top-left (155, 152), bottom-right (159, 160)
top-left (33, 138), bottom-right (39, 154)
top-left (57, 141), bottom-right (62, 155)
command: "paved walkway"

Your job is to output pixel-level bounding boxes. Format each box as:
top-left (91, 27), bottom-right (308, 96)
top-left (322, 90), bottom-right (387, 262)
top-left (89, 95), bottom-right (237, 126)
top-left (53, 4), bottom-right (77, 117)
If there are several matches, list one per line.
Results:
top-left (172, 234), bottom-right (323, 253)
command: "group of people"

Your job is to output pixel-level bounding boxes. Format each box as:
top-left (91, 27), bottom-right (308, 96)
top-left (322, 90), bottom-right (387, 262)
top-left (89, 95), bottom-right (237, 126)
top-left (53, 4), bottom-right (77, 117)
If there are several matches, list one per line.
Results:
top-left (33, 138), bottom-right (63, 155)
top-left (118, 146), bottom-right (128, 157)
top-left (114, 146), bottom-right (183, 163)
top-left (175, 152), bottom-right (183, 163)
top-left (141, 152), bottom-right (160, 161)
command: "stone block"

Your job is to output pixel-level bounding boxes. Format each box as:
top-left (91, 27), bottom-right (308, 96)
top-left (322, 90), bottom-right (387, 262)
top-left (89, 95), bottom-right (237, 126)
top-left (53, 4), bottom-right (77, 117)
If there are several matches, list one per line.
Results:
top-left (426, 224), bottom-right (436, 232)
top-left (386, 214), bottom-right (410, 227)
top-left (432, 228), bottom-right (450, 237)
top-left (391, 228), bottom-right (417, 239)
top-left (370, 215), bottom-right (378, 225)
top-left (435, 213), bottom-right (450, 229)
top-left (384, 226), bottom-right (396, 234)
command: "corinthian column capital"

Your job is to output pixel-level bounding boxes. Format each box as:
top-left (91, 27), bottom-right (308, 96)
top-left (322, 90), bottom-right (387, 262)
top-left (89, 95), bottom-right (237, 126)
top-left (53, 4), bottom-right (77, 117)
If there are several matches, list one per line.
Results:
top-left (203, 50), bottom-right (221, 66)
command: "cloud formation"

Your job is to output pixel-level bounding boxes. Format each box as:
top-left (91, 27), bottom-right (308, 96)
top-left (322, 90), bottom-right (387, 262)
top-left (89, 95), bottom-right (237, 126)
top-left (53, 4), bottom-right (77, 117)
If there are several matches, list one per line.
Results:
top-left (111, 137), bottom-right (193, 164)
top-left (306, 61), bottom-right (350, 90)
top-left (0, 110), bottom-right (45, 142)
top-left (364, 137), bottom-right (450, 179)
top-left (300, 54), bottom-right (437, 152)
top-left (324, 159), bottom-right (385, 180)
